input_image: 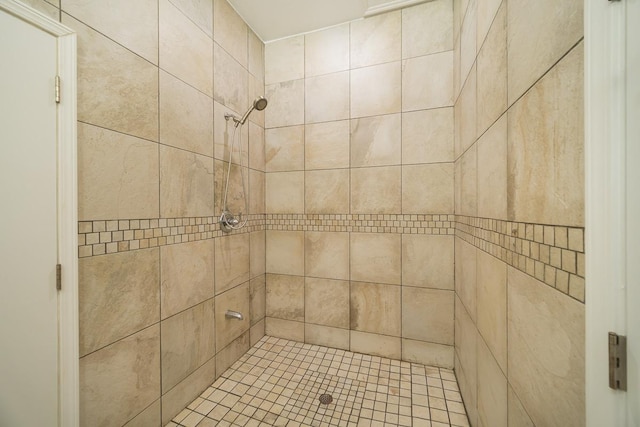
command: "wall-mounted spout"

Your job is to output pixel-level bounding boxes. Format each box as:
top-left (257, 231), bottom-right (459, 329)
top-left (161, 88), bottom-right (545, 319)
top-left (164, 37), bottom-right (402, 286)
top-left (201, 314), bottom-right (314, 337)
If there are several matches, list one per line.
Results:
top-left (225, 310), bottom-right (244, 321)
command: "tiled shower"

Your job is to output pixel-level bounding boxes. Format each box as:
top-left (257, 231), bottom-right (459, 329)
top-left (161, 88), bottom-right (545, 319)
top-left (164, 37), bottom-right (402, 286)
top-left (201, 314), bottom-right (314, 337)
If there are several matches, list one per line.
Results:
top-left (29, 0), bottom-right (585, 425)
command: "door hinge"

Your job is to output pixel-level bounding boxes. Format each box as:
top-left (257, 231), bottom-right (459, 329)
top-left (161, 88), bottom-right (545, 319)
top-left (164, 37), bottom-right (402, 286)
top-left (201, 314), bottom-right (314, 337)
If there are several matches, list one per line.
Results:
top-left (608, 332), bottom-right (627, 391)
top-left (56, 264), bottom-right (62, 291)
top-left (55, 75), bottom-right (61, 104)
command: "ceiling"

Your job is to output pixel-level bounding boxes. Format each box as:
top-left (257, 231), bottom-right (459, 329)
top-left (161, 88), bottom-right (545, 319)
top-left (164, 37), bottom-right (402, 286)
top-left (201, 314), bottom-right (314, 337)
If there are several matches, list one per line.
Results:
top-left (228, 0), bottom-right (429, 42)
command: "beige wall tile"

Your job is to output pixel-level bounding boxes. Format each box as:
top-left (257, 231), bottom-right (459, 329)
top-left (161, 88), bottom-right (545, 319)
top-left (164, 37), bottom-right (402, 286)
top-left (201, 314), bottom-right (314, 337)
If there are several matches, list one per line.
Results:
top-left (305, 169), bottom-right (350, 214)
top-left (78, 123), bottom-right (159, 220)
top-left (265, 171), bottom-right (304, 213)
top-left (459, 0), bottom-right (476, 84)
top-left (215, 282), bottom-right (250, 350)
top-left (507, 267), bottom-right (585, 427)
top-left (351, 114), bottom-right (401, 167)
top-left (80, 325), bottom-right (160, 427)
top-left (350, 281), bottom-right (401, 336)
top-left (79, 249), bottom-right (160, 357)
top-left (159, 0), bottom-right (213, 96)
top-left (249, 169), bottom-right (265, 214)
top-left (350, 331), bottom-right (401, 360)
top-left (265, 35), bottom-right (304, 85)
top-left (477, 337), bottom-right (507, 427)
top-left (250, 231), bottom-right (266, 278)
top-left (248, 75), bottom-right (266, 127)
top-left (402, 108), bottom-right (454, 164)
top-left (215, 331), bottom-right (249, 375)
top-left (455, 237), bottom-right (477, 320)
top-left (265, 318), bottom-right (305, 341)
top-left (214, 101), bottom-right (249, 163)
top-left (454, 296), bottom-right (477, 419)
top-left (455, 143), bottom-right (477, 216)
top-left (265, 125), bottom-right (304, 172)
top-left (169, 0), bottom-right (212, 37)
top-left (305, 278), bottom-right (350, 328)
top-left (402, 51), bottom-right (454, 111)
top-left (476, 0), bottom-right (501, 50)
top-left (351, 62), bottom-right (401, 118)
top-left (402, 163), bottom-right (454, 214)
top-left (161, 357), bottom-right (216, 425)
top-left (402, 235), bottom-right (454, 290)
top-left (508, 44), bottom-right (584, 227)
top-left (214, 160), bottom-right (247, 215)
top-left (215, 233), bottom-right (250, 295)
top-left (350, 11), bottom-right (401, 68)
top-left (265, 79), bottom-right (305, 128)
top-left (214, 43), bottom-right (249, 116)
top-left (161, 300), bottom-right (216, 392)
top-left (350, 233), bottom-right (401, 285)
top-left (402, 0), bottom-right (453, 58)
top-left (266, 231), bottom-right (305, 276)
top-left (160, 145), bottom-right (214, 218)
top-left (63, 0), bottom-right (158, 63)
top-left (160, 71), bottom-right (213, 157)
top-left (250, 319), bottom-right (266, 346)
top-left (161, 240), bottom-right (215, 319)
top-left (249, 122), bottom-right (266, 171)
top-left (351, 166), bottom-right (401, 214)
top-left (249, 275), bottom-right (266, 325)
top-left (305, 24), bottom-right (350, 77)
top-left (305, 72), bottom-right (350, 123)
top-left (248, 30), bottom-right (265, 82)
top-left (305, 231), bottom-right (349, 280)
top-left (123, 398), bottom-right (160, 427)
top-left (266, 274), bottom-right (305, 321)
top-left (507, 0), bottom-right (583, 105)
top-left (305, 324), bottom-right (350, 350)
top-left (402, 339), bottom-right (454, 369)
top-left (213, 0), bottom-right (247, 67)
top-left (403, 287), bottom-right (454, 345)
top-left (64, 14), bottom-right (159, 142)
top-left (477, 114), bottom-right (508, 220)
top-left (305, 121), bottom-right (351, 170)
top-left (21, 0), bottom-right (59, 19)
top-left (507, 385), bottom-right (535, 427)
top-left (455, 352), bottom-right (477, 427)
top-left (457, 64), bottom-right (477, 155)
top-left (476, 250), bottom-right (507, 372)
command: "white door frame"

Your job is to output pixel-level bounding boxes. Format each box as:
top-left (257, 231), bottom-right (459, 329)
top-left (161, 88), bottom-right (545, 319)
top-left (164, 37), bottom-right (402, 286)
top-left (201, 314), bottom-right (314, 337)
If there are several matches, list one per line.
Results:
top-left (0, 1), bottom-right (79, 426)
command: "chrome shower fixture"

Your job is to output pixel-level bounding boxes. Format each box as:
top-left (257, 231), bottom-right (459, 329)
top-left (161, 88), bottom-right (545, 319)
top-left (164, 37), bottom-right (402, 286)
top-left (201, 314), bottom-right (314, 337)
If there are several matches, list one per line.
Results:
top-left (225, 96), bottom-right (268, 128)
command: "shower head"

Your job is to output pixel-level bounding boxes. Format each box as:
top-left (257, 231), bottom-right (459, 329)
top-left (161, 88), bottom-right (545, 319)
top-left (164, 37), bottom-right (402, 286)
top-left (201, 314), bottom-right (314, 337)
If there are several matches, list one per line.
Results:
top-left (237, 96), bottom-right (268, 126)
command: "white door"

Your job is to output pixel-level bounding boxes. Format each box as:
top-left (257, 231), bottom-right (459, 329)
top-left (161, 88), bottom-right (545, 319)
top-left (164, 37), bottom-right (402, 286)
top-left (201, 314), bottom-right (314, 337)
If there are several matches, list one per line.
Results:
top-left (0, 7), bottom-right (60, 426)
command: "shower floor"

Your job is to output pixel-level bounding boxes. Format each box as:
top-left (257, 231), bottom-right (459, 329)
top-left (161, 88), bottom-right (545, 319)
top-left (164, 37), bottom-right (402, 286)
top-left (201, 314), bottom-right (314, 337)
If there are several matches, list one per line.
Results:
top-left (166, 336), bottom-right (469, 427)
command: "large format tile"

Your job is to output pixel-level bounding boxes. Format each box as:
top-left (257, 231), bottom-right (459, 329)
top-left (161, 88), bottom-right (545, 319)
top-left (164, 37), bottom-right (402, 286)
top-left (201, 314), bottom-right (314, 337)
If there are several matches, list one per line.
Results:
top-left (305, 169), bottom-right (350, 214)
top-left (266, 231), bottom-right (304, 276)
top-left (266, 318), bottom-right (304, 342)
top-left (455, 237), bottom-right (477, 320)
top-left (350, 233), bottom-right (401, 285)
top-left (249, 121), bottom-right (266, 171)
top-left (351, 62), bottom-right (401, 118)
top-left (265, 171), bottom-right (304, 213)
top-left (249, 169), bottom-right (265, 215)
top-left (305, 24), bottom-right (350, 77)
top-left (477, 337), bottom-right (507, 427)
top-left (214, 43), bottom-right (248, 116)
top-left (477, 114), bottom-right (508, 220)
top-left (265, 35), bottom-right (304, 85)
top-left (402, 163), bottom-right (454, 214)
top-left (402, 51), bottom-right (453, 111)
top-left (265, 79), bottom-right (305, 128)
top-left (249, 275), bottom-right (266, 325)
top-left (248, 30), bottom-right (265, 82)
top-left (305, 121), bottom-right (351, 170)
top-left (305, 72), bottom-right (350, 123)
top-left (214, 159), bottom-right (246, 215)
top-left (305, 278), bottom-right (350, 329)
top-left (215, 233), bottom-right (250, 295)
top-left (213, 0), bottom-right (247, 67)
top-left (402, 339), bottom-right (453, 368)
top-left (123, 399), bottom-right (160, 427)
top-left (402, 108), bottom-right (454, 164)
top-left (455, 143), bottom-right (477, 216)
top-left (215, 331), bottom-right (250, 380)
top-left (169, 0), bottom-right (212, 37)
top-left (250, 231), bottom-right (266, 279)
top-left (402, 235), bottom-right (454, 290)
top-left (459, 0), bottom-right (476, 84)
top-left (350, 282), bottom-right (401, 336)
top-left (350, 11), bottom-right (401, 68)
top-left (507, 385), bottom-right (534, 427)
top-left (215, 282), bottom-right (250, 350)
top-left (351, 166), bottom-right (401, 214)
top-left (79, 249), bottom-right (160, 357)
top-left (402, 0), bottom-right (453, 58)
top-left (457, 64), bottom-right (476, 155)
top-left (454, 296), bottom-right (477, 422)
top-left (305, 231), bottom-right (349, 280)
top-left (20, 0), bottom-right (58, 19)
top-left (266, 274), bottom-right (305, 322)
top-left (350, 331), bottom-right (401, 360)
top-left (265, 125), bottom-right (304, 172)
top-left (351, 114), bottom-right (401, 167)
top-left (402, 287), bottom-right (454, 345)
top-left (305, 324), bottom-right (350, 350)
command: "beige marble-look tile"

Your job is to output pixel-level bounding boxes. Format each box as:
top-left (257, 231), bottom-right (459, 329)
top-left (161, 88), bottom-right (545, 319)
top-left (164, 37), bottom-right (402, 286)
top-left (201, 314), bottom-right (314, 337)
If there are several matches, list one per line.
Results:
top-left (265, 35), bottom-right (304, 84)
top-left (265, 79), bottom-right (305, 128)
top-left (476, 250), bottom-right (507, 372)
top-left (454, 296), bottom-right (477, 418)
top-left (161, 240), bottom-right (215, 319)
top-left (214, 101), bottom-right (249, 163)
top-left (249, 121), bottom-right (266, 171)
top-left (249, 169), bottom-right (265, 214)
top-left (351, 166), bottom-right (401, 214)
top-left (213, 0), bottom-right (247, 67)
top-left (402, 339), bottom-right (454, 369)
top-left (265, 125), bottom-right (304, 172)
top-left (507, 0), bottom-right (583, 105)
top-left (460, 0), bottom-right (476, 84)
top-left (123, 398), bottom-right (160, 427)
top-left (455, 353), bottom-right (477, 427)
top-left (350, 11), bottom-right (401, 68)
top-left (215, 282), bottom-right (251, 350)
top-left (507, 385), bottom-right (535, 427)
top-left (78, 123), bottom-right (159, 220)
top-left (305, 231), bottom-right (349, 280)
top-left (80, 325), bottom-right (160, 427)
top-left (160, 71), bottom-right (213, 157)
top-left (351, 114), bottom-right (401, 167)
top-left (250, 319), bottom-right (266, 346)
top-left (305, 120), bottom-right (350, 170)
top-left (214, 160), bottom-right (247, 215)
top-left (305, 72), bottom-right (350, 123)
top-left (168, 0), bottom-right (212, 37)
top-left (161, 300), bottom-right (216, 392)
top-left (248, 29), bottom-right (265, 81)
top-left (215, 233), bottom-right (250, 295)
top-left (457, 63), bottom-right (477, 156)
top-left (476, 0), bottom-right (502, 47)
top-left (477, 337), bottom-right (507, 427)
top-left (402, 163), bottom-right (454, 214)
top-left (507, 267), bottom-right (585, 427)
top-left (507, 43), bottom-right (584, 227)
top-left (402, 287), bottom-right (454, 345)
top-left (248, 75), bottom-right (266, 127)
top-left (64, 14), bottom-right (159, 141)
top-left (351, 281), bottom-right (401, 336)
top-left (79, 249), bottom-right (160, 357)
top-left (402, 235), bottom-right (454, 290)
top-left (215, 331), bottom-right (249, 375)
top-left (305, 324), bottom-right (350, 350)
top-left (249, 275), bottom-right (266, 324)
top-left (402, 51), bottom-right (453, 111)
top-left (476, 2), bottom-right (506, 136)
top-left (250, 231), bottom-right (266, 278)
top-left (305, 23), bottom-right (350, 77)
top-left (305, 277), bottom-right (350, 328)
top-left (266, 231), bottom-right (304, 276)
top-left (265, 171), bottom-right (304, 213)
top-left (159, 0), bottom-right (213, 96)
top-left (477, 114), bottom-right (507, 220)
top-left (20, 0), bottom-right (59, 19)
top-left (265, 317), bottom-right (305, 341)
top-left (63, 0), bottom-right (157, 63)
top-left (160, 145), bottom-right (214, 218)
top-left (402, 108), bottom-right (454, 164)
top-left (214, 43), bottom-right (249, 116)
top-left (265, 274), bottom-right (305, 321)
top-left (455, 237), bottom-right (477, 320)
top-left (350, 233), bottom-right (401, 285)
top-left (455, 143), bottom-right (477, 216)
top-left (350, 62), bottom-right (401, 118)
top-left (402, 0), bottom-right (453, 58)
top-left (350, 331), bottom-right (401, 360)
top-left (305, 169), bottom-right (350, 214)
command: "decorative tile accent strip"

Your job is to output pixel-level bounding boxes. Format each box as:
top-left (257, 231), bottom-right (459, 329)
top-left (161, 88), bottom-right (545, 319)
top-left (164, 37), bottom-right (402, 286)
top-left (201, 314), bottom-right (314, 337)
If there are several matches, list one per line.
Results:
top-left (455, 215), bottom-right (585, 303)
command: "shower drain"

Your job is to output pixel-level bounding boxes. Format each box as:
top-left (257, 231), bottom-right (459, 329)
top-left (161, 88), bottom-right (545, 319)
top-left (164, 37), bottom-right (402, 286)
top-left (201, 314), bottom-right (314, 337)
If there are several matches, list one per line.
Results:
top-left (318, 393), bottom-right (333, 405)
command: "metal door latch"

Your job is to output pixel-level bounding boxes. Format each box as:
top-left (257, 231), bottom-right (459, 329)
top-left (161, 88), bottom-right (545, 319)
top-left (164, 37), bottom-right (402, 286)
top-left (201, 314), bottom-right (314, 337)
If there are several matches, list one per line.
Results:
top-left (609, 332), bottom-right (627, 391)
